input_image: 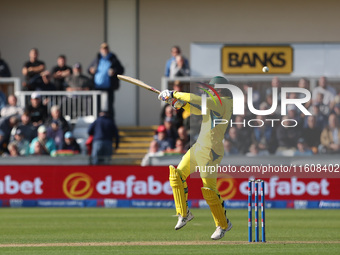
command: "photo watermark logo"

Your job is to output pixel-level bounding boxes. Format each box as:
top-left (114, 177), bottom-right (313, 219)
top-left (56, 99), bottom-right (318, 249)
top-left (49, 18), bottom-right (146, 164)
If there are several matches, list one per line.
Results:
top-left (200, 83), bottom-right (312, 127)
top-left (198, 82), bottom-right (222, 115)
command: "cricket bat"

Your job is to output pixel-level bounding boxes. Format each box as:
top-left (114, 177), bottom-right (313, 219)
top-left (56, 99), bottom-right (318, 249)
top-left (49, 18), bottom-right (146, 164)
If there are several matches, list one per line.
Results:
top-left (117, 75), bottom-right (160, 94)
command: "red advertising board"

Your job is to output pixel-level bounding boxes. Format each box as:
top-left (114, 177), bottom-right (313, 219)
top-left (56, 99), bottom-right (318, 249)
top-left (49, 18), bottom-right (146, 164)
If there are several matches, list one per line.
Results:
top-left (0, 166), bottom-right (339, 201)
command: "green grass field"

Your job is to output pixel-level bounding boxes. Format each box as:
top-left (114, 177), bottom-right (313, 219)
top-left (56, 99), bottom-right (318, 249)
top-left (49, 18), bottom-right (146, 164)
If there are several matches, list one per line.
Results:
top-left (0, 208), bottom-right (339, 254)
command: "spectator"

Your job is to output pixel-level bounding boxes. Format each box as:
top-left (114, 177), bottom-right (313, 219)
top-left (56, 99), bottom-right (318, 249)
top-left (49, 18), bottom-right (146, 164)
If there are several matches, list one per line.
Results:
top-left (173, 80), bottom-right (186, 92)
top-left (88, 111), bottom-right (119, 165)
top-left (251, 115), bottom-right (276, 154)
top-left (223, 139), bottom-right (238, 156)
top-left (88, 43), bottom-right (124, 119)
top-left (45, 105), bottom-right (70, 134)
top-left (7, 142), bottom-right (20, 157)
top-left (242, 83), bottom-right (261, 109)
top-left (0, 90), bottom-right (6, 112)
top-left (0, 115), bottom-right (19, 146)
top-left (177, 126), bottom-right (190, 151)
top-left (12, 128), bottom-right (29, 156)
top-left (297, 78), bottom-right (311, 109)
top-left (141, 140), bottom-right (164, 166)
top-left (185, 114), bottom-right (201, 142)
top-left (286, 92), bottom-right (298, 113)
top-left (242, 98), bottom-right (254, 119)
top-left (246, 143), bottom-right (269, 157)
top-left (307, 103), bottom-right (328, 129)
top-left (332, 103), bottom-right (340, 123)
top-left (265, 91), bottom-right (281, 116)
top-left (169, 55), bottom-right (190, 78)
top-left (271, 76), bottom-right (281, 88)
top-left (153, 125), bottom-right (171, 152)
top-left (0, 51), bottom-right (11, 77)
top-left (319, 113), bottom-right (340, 154)
top-left (263, 88), bottom-right (273, 108)
top-left (32, 142), bottom-right (47, 156)
top-left (38, 71), bottom-right (56, 91)
top-left (60, 131), bottom-right (81, 154)
top-left (46, 120), bottom-right (64, 149)
top-left (161, 104), bottom-right (183, 129)
top-left (148, 140), bottom-right (160, 154)
top-left (22, 48), bottom-right (46, 91)
top-left (259, 100), bottom-right (272, 114)
top-left (294, 138), bottom-right (313, 156)
top-left (276, 116), bottom-right (301, 154)
top-left (0, 129), bottom-right (8, 155)
top-left (165, 138), bottom-right (187, 154)
top-left (163, 117), bottom-right (178, 148)
top-left (51, 55), bottom-right (72, 90)
top-left (224, 127), bottom-right (240, 154)
top-left (313, 93), bottom-right (330, 116)
top-left (164, 46), bottom-right (189, 77)
top-left (65, 62), bottom-right (93, 91)
top-left (64, 63), bottom-right (93, 119)
top-left (1, 95), bottom-right (23, 118)
top-left (85, 135), bottom-right (93, 156)
top-left (266, 76), bottom-right (282, 115)
top-left (302, 115), bottom-right (321, 152)
top-left (334, 94), bottom-right (340, 109)
top-left (259, 101), bottom-right (269, 111)
top-left (297, 77), bottom-right (309, 90)
top-left (17, 110), bottom-right (37, 142)
top-left (29, 125), bottom-right (57, 156)
top-left (312, 76), bottom-right (336, 106)
top-left (287, 106), bottom-right (303, 128)
top-left (162, 99), bottom-right (180, 121)
top-left (25, 92), bottom-right (48, 127)
top-left (23, 70), bottom-right (55, 91)
top-left (233, 115), bottom-right (252, 154)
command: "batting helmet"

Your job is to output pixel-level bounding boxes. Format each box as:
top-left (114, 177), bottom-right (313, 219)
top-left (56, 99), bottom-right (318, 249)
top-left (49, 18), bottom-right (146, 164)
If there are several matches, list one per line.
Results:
top-left (209, 76), bottom-right (232, 97)
top-left (209, 76), bottom-right (230, 85)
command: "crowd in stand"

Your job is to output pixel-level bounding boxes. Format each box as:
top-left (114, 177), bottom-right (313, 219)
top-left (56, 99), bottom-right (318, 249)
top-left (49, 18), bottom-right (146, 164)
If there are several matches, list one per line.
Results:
top-left (226, 76), bottom-right (340, 156)
top-left (0, 48), bottom-right (88, 157)
top-left (142, 46), bottom-right (340, 164)
top-left (0, 91), bottom-right (82, 157)
top-left (0, 43), bottom-right (122, 160)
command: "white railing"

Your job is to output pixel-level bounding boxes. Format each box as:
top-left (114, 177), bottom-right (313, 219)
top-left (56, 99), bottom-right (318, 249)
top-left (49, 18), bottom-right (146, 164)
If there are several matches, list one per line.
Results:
top-left (15, 91), bottom-right (107, 123)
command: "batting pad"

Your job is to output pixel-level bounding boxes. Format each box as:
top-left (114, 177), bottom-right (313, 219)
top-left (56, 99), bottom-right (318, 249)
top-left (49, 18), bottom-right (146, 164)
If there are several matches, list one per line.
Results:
top-left (169, 165), bottom-right (187, 217)
top-left (201, 187), bottom-right (228, 229)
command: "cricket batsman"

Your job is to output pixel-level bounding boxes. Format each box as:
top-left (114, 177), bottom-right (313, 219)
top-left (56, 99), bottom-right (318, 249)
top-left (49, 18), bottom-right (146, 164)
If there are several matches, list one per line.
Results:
top-left (158, 76), bottom-right (233, 240)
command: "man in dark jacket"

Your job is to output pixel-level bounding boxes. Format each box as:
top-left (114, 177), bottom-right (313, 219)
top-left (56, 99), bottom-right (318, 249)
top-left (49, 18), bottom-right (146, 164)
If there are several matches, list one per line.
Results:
top-left (88, 111), bottom-right (119, 165)
top-left (25, 92), bottom-right (48, 127)
top-left (61, 131), bottom-right (81, 153)
top-left (22, 48), bottom-right (46, 91)
top-left (88, 43), bottom-right (124, 120)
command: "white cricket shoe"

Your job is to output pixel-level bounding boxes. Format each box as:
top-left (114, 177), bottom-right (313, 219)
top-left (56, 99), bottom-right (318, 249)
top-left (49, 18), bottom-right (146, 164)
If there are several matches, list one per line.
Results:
top-left (175, 210), bottom-right (194, 230)
top-left (211, 218), bottom-right (233, 240)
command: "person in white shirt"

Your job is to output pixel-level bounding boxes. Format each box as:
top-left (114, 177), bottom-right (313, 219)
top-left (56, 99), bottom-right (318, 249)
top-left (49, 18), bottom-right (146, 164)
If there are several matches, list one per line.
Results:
top-left (1, 95), bottom-right (23, 117)
top-left (312, 76), bottom-right (336, 105)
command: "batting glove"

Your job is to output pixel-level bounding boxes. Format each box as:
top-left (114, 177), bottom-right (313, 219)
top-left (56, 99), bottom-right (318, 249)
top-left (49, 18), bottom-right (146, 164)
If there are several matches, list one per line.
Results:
top-left (158, 89), bottom-right (173, 102)
top-left (170, 98), bottom-right (186, 110)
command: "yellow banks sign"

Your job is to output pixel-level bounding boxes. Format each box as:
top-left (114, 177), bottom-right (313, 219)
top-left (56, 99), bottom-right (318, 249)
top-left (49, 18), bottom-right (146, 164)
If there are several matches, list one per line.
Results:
top-left (221, 46), bottom-right (293, 74)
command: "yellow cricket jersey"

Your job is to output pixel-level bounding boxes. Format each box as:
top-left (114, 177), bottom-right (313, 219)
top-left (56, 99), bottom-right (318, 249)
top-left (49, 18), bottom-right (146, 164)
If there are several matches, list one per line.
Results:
top-left (173, 91), bottom-right (233, 156)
